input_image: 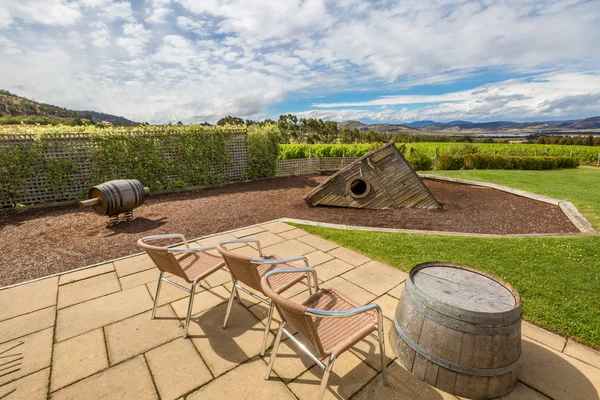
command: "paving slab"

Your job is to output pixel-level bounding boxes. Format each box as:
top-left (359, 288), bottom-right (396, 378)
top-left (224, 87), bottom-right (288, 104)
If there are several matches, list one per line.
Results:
top-left (353, 360), bottom-right (458, 400)
top-left (105, 306), bottom-right (182, 365)
top-left (0, 328), bottom-right (53, 386)
top-left (119, 268), bottom-right (160, 290)
top-left (518, 337), bottom-right (600, 400)
top-left (373, 294), bottom-right (398, 321)
top-left (248, 231), bottom-right (286, 248)
top-left (58, 263), bottom-right (115, 285)
top-left (146, 338), bottom-right (212, 400)
top-left (297, 234), bottom-right (340, 252)
top-left (188, 303), bottom-right (273, 377)
top-left (350, 317), bottom-right (397, 370)
top-left (55, 285), bottom-right (153, 342)
top-left (231, 226), bottom-right (265, 238)
top-left (170, 285), bottom-right (230, 319)
top-left (321, 277), bottom-right (377, 305)
top-left (263, 239), bottom-right (316, 257)
top-left (0, 368), bottom-right (49, 400)
top-left (263, 337), bottom-right (317, 382)
top-left (500, 382), bottom-right (551, 399)
top-left (342, 261), bottom-right (408, 296)
top-left (230, 244), bottom-right (262, 258)
top-left (195, 233), bottom-right (240, 248)
top-left (522, 321), bottom-right (566, 352)
top-left (289, 349), bottom-right (377, 400)
top-left (327, 247), bottom-right (371, 267)
top-left (260, 221), bottom-right (295, 234)
top-left (187, 357), bottom-right (295, 400)
top-left (564, 339), bottom-right (600, 369)
top-left (315, 258), bottom-right (356, 282)
top-left (51, 329), bottom-right (108, 391)
top-left (305, 250), bottom-right (335, 268)
top-left (58, 272), bottom-right (121, 309)
top-left (0, 277), bottom-right (58, 322)
top-left (203, 268), bottom-right (232, 288)
top-left (113, 254), bottom-right (154, 277)
top-left (50, 356), bottom-right (157, 400)
top-left (0, 306), bottom-right (55, 344)
top-left (387, 282), bottom-right (405, 299)
top-left (279, 228), bottom-right (309, 239)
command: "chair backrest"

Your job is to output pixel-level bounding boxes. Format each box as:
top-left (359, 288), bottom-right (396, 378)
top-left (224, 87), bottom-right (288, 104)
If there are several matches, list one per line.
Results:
top-left (137, 239), bottom-right (188, 281)
top-left (216, 244), bottom-right (263, 293)
top-left (260, 274), bottom-right (328, 357)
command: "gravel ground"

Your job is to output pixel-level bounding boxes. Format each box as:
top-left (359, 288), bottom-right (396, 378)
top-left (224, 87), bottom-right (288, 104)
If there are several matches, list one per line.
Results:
top-left (0, 175), bottom-right (577, 286)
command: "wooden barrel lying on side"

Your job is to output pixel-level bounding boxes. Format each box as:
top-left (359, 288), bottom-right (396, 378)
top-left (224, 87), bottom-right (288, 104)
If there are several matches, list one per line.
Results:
top-left (390, 262), bottom-right (522, 399)
top-left (80, 179), bottom-right (149, 216)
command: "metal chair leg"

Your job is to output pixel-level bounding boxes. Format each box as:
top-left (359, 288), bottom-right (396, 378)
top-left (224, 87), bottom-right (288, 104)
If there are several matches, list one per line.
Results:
top-left (307, 272), bottom-right (313, 295)
top-left (223, 279), bottom-right (237, 329)
top-left (183, 281), bottom-right (198, 338)
top-left (377, 320), bottom-right (389, 386)
top-left (316, 354), bottom-right (337, 400)
top-left (261, 302), bottom-right (275, 356)
top-left (265, 322), bottom-right (285, 379)
top-left (151, 272), bottom-right (164, 320)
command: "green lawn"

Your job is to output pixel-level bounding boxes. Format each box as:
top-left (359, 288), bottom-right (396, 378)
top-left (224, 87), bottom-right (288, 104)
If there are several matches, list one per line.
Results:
top-left (293, 167), bottom-right (600, 348)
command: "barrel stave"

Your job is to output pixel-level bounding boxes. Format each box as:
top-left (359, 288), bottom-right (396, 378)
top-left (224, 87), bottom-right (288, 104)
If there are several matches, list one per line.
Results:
top-left (85, 179), bottom-right (148, 216)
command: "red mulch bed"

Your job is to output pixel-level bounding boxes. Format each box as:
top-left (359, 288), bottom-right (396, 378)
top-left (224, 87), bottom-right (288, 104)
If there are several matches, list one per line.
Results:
top-left (0, 175), bottom-right (578, 286)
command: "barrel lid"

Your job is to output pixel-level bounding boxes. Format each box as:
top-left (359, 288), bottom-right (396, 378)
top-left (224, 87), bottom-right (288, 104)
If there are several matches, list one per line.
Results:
top-left (411, 262), bottom-right (518, 313)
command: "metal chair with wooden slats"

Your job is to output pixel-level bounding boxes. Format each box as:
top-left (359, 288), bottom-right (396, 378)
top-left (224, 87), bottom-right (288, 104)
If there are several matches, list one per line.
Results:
top-left (260, 267), bottom-right (388, 400)
top-left (137, 234), bottom-right (227, 338)
top-left (216, 238), bottom-right (313, 357)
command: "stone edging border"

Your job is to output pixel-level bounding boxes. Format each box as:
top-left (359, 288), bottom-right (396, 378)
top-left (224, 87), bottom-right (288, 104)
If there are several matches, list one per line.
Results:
top-left (419, 174), bottom-right (596, 235)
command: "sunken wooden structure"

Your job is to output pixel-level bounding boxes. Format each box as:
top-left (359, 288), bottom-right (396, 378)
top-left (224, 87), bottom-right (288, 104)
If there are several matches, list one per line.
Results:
top-left (303, 142), bottom-right (440, 209)
top-left (391, 262), bottom-right (522, 399)
top-left (79, 179), bottom-right (150, 225)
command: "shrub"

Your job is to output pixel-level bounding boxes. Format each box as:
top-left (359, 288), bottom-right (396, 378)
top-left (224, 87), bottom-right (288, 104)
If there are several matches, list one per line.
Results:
top-left (436, 154), bottom-right (465, 170)
top-left (246, 123), bottom-right (280, 179)
top-left (407, 151), bottom-right (433, 171)
top-left (463, 154), bottom-right (579, 170)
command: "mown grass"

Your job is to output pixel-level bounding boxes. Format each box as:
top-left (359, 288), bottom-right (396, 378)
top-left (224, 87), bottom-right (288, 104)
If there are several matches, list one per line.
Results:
top-left (293, 167), bottom-right (600, 348)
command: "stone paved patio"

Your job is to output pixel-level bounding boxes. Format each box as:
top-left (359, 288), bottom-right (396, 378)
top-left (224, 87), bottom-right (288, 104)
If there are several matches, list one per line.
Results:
top-left (0, 221), bottom-right (599, 400)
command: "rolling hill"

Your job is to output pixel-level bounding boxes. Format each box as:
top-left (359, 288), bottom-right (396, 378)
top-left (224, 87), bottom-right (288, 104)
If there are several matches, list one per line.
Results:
top-left (0, 90), bottom-right (139, 126)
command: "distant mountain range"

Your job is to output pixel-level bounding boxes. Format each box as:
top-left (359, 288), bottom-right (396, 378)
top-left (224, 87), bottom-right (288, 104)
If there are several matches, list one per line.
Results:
top-left (0, 90), bottom-right (139, 126)
top-left (340, 117), bottom-right (600, 133)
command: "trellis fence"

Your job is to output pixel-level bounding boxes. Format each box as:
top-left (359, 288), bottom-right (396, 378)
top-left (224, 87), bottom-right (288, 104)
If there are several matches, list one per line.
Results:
top-left (0, 131), bottom-right (248, 208)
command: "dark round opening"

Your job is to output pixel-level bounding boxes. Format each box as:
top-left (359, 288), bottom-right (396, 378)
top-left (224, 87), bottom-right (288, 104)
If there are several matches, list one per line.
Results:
top-left (350, 179), bottom-right (368, 195)
top-left (348, 178), bottom-right (371, 199)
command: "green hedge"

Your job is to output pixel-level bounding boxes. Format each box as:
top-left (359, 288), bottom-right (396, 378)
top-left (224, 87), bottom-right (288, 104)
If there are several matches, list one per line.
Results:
top-left (0, 125), bottom-right (281, 206)
top-left (463, 154), bottom-right (579, 170)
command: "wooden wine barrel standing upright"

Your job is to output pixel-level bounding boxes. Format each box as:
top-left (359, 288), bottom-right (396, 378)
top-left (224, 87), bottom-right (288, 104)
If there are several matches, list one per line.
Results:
top-left (80, 179), bottom-right (150, 225)
top-left (391, 262), bottom-right (522, 399)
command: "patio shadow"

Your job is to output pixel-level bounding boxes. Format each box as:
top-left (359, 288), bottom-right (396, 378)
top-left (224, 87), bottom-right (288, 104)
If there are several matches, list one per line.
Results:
top-left (104, 216), bottom-right (167, 236)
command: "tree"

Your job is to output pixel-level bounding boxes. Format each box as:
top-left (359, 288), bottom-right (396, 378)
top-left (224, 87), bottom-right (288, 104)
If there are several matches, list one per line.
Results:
top-left (217, 116), bottom-right (244, 126)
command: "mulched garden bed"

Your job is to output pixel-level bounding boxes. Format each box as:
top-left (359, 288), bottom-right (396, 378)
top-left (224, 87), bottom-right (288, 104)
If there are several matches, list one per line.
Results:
top-left (0, 175), bottom-right (578, 286)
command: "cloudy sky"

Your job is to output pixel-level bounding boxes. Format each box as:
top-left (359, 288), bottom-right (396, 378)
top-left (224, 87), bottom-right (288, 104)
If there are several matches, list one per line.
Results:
top-left (0, 0), bottom-right (599, 124)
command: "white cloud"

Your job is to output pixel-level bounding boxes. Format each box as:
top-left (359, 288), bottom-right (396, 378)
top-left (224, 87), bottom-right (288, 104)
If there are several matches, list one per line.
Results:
top-left (146, 0), bottom-right (172, 24)
top-left (0, 0), bottom-right (81, 26)
top-left (176, 16), bottom-right (205, 35)
top-left (89, 22), bottom-right (111, 47)
top-left (80, 0), bottom-right (133, 21)
top-left (116, 23), bottom-right (152, 56)
top-left (298, 73), bottom-right (600, 122)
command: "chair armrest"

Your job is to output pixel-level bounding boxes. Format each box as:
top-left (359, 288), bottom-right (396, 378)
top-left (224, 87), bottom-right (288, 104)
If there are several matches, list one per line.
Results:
top-left (220, 238), bottom-right (263, 257)
top-left (168, 245), bottom-right (218, 253)
top-left (263, 266), bottom-right (319, 291)
top-left (306, 303), bottom-right (383, 322)
top-left (141, 233), bottom-right (189, 248)
top-left (251, 256), bottom-right (309, 267)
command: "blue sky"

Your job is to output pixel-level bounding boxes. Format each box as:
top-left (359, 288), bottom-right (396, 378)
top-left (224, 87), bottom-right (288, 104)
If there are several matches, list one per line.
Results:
top-left (0, 0), bottom-right (599, 124)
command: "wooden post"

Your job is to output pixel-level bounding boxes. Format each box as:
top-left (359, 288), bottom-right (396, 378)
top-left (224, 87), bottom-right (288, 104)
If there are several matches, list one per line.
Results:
top-left (434, 148), bottom-right (437, 159)
top-left (546, 148), bottom-right (549, 156)
top-left (534, 150), bottom-right (537, 156)
top-left (570, 149), bottom-right (573, 158)
top-left (597, 152), bottom-right (600, 167)
top-left (309, 148), bottom-right (313, 158)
